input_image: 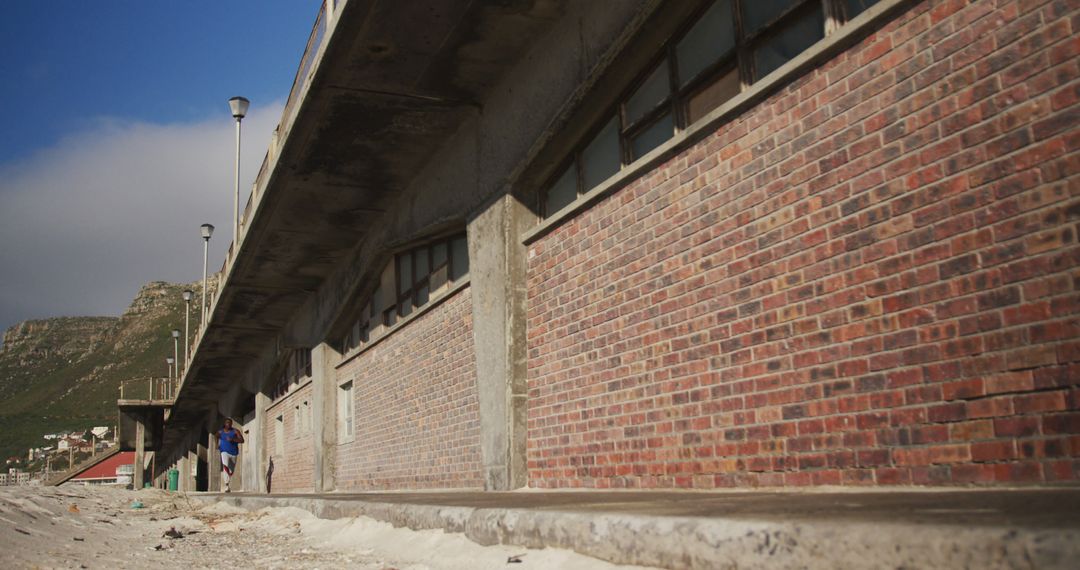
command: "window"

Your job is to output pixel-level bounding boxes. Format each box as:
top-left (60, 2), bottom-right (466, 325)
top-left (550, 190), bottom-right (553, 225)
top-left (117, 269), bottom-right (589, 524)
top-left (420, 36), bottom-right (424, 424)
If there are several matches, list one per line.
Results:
top-left (338, 380), bottom-right (354, 442)
top-left (270, 348), bottom-right (313, 401)
top-left (542, 0), bottom-right (880, 216)
top-left (294, 403), bottom-right (311, 437)
top-left (274, 414), bottom-right (284, 456)
top-left (338, 232), bottom-right (469, 355)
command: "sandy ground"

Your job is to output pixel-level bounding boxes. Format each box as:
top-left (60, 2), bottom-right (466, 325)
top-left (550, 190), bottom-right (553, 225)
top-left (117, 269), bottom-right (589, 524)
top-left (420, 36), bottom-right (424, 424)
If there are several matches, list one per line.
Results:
top-left (0, 484), bottom-right (659, 569)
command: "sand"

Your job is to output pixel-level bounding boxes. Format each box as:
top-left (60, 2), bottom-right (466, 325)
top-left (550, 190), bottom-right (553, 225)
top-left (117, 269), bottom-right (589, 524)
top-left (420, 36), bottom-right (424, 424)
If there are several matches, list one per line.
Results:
top-left (0, 484), bottom-right (659, 569)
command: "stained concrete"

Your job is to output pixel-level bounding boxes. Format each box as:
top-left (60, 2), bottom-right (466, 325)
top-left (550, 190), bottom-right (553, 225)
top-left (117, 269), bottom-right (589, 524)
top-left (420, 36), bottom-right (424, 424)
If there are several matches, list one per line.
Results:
top-left (191, 488), bottom-right (1080, 569)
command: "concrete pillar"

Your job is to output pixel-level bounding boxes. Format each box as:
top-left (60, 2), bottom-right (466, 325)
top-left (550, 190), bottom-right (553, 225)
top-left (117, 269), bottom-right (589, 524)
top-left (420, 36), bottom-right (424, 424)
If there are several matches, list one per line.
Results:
top-left (467, 194), bottom-right (530, 490)
top-left (311, 342), bottom-right (339, 492)
top-left (253, 391), bottom-right (270, 493)
top-left (134, 417), bottom-right (146, 489)
top-left (196, 440), bottom-right (208, 492)
top-left (184, 444), bottom-right (198, 492)
top-left (178, 453), bottom-right (188, 492)
top-left (207, 407), bottom-right (221, 492)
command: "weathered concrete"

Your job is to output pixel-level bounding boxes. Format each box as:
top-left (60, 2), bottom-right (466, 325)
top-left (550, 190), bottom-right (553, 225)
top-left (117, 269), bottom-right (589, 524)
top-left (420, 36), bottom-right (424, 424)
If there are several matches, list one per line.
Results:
top-left (191, 488), bottom-right (1080, 569)
top-left (310, 342), bottom-right (338, 492)
top-left (133, 419), bottom-right (145, 489)
top-left (184, 445), bottom-right (197, 492)
top-left (467, 194), bottom-right (531, 491)
top-left (160, 0), bottom-right (665, 462)
top-left (207, 406), bottom-right (221, 492)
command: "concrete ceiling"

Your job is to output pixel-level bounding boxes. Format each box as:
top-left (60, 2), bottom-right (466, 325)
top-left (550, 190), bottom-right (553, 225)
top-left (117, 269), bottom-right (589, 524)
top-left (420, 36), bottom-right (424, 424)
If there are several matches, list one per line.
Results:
top-left (161, 0), bottom-right (564, 447)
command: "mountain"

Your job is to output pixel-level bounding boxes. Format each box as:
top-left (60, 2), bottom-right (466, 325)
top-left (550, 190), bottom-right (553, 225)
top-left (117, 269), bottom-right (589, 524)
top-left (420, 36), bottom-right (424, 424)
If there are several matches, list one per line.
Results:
top-left (0, 281), bottom-right (207, 461)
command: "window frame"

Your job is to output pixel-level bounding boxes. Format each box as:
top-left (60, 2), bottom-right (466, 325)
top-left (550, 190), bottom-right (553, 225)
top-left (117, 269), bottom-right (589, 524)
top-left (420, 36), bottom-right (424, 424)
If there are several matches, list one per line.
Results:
top-left (541, 0), bottom-right (877, 217)
top-left (337, 380), bottom-right (354, 443)
top-left (337, 232), bottom-right (469, 357)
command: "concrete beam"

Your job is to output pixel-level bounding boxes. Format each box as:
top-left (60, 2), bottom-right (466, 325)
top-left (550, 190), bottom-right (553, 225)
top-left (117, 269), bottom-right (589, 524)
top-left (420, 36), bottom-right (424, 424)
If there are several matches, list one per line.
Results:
top-left (207, 406), bottom-right (221, 492)
top-left (184, 444), bottom-right (198, 492)
top-left (134, 418), bottom-right (145, 489)
top-left (311, 342), bottom-right (339, 492)
top-left (468, 194), bottom-right (530, 490)
top-left (253, 390), bottom-right (270, 493)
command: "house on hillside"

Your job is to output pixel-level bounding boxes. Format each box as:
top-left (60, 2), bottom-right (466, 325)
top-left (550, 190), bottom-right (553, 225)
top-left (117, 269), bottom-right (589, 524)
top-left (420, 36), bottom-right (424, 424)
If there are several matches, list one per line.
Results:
top-left (134, 0), bottom-right (1078, 493)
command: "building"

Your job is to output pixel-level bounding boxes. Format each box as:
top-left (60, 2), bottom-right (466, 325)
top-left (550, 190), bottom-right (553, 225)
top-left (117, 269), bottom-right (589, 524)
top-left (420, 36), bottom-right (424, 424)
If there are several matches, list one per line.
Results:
top-left (65, 452), bottom-right (136, 486)
top-left (134, 0), bottom-right (1079, 493)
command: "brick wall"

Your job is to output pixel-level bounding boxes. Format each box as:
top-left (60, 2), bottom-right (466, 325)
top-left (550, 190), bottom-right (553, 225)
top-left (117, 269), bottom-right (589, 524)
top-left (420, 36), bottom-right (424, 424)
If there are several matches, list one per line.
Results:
top-left (335, 287), bottom-right (484, 490)
top-left (263, 382), bottom-right (315, 493)
top-left (526, 0), bottom-right (1079, 488)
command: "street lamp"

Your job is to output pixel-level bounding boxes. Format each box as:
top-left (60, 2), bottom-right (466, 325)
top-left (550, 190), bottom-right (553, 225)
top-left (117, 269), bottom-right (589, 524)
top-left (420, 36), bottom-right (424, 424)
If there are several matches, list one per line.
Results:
top-left (200, 223), bottom-right (214, 324)
top-left (182, 290), bottom-right (193, 369)
top-left (228, 96), bottom-right (250, 245)
top-left (171, 329), bottom-right (181, 379)
top-left (165, 356), bottom-right (175, 399)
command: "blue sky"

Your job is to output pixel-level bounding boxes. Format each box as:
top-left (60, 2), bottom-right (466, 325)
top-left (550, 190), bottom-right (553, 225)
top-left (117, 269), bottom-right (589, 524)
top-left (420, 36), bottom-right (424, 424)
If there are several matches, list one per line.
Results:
top-left (0, 2), bottom-right (323, 334)
top-left (0, 1), bottom-right (317, 160)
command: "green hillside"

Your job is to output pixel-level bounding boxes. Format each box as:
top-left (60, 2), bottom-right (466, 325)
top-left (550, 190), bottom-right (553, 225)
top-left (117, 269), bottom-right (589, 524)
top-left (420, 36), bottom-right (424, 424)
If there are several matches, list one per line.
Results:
top-left (0, 281), bottom-right (207, 460)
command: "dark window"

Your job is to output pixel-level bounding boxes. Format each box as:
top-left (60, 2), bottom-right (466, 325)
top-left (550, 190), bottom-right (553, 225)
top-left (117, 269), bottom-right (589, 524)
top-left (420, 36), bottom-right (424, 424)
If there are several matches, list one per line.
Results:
top-left (338, 232), bottom-right (468, 355)
top-left (542, 0), bottom-right (871, 217)
top-left (271, 348), bottom-right (312, 401)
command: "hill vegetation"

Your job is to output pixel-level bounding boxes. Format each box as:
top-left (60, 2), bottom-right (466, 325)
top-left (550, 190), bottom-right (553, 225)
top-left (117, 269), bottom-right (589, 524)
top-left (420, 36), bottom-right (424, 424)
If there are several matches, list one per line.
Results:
top-left (0, 281), bottom-right (206, 461)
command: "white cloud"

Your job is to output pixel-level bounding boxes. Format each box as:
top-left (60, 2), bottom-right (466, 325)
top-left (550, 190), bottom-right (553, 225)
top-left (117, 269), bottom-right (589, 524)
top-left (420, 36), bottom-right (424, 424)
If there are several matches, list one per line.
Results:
top-left (0, 103), bottom-right (283, 332)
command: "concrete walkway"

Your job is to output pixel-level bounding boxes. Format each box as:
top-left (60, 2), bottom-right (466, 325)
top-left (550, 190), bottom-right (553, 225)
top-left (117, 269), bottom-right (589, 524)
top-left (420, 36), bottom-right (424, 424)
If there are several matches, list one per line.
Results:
top-left (191, 487), bottom-right (1080, 569)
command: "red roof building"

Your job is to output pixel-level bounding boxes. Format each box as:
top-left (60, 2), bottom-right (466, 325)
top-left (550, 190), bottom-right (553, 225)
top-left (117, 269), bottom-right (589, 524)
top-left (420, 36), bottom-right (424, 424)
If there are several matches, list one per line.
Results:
top-left (69, 451), bottom-right (134, 485)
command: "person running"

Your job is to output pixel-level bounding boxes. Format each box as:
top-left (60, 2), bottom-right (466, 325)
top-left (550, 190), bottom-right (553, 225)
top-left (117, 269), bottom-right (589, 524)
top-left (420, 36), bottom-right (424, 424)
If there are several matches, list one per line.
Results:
top-left (216, 418), bottom-right (244, 492)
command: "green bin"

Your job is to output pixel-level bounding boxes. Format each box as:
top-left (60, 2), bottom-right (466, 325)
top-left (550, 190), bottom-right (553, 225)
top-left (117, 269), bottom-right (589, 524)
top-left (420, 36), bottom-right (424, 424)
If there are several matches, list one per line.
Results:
top-left (167, 468), bottom-right (179, 491)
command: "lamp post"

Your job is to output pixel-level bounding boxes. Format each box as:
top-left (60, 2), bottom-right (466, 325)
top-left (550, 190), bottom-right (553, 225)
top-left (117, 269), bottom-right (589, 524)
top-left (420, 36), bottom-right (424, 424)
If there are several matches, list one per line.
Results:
top-left (228, 96), bottom-right (250, 245)
top-left (200, 223), bottom-right (215, 324)
top-left (182, 290), bottom-right (193, 369)
top-left (171, 329), bottom-right (181, 379)
top-left (165, 356), bottom-right (175, 399)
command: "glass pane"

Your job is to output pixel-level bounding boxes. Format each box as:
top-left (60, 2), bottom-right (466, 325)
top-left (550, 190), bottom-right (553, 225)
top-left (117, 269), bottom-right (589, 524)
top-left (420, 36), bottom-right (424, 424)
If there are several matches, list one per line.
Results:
top-left (743, 0), bottom-right (799, 34)
top-left (371, 285), bottom-right (384, 312)
top-left (631, 113), bottom-right (674, 159)
top-left (416, 247), bottom-right (430, 279)
top-left (754, 6), bottom-right (824, 80)
top-left (398, 252), bottom-right (412, 293)
top-left (431, 265), bottom-right (448, 291)
top-left (545, 166), bottom-right (578, 216)
top-left (844, 0), bottom-right (879, 20)
top-left (687, 67), bottom-right (740, 123)
top-left (626, 61), bottom-right (671, 125)
top-left (400, 301), bottom-right (413, 318)
top-left (416, 283), bottom-right (430, 307)
top-left (451, 236), bottom-right (469, 281)
top-left (676, 0), bottom-right (735, 87)
top-left (581, 117), bottom-right (621, 190)
top-left (433, 242), bottom-right (448, 268)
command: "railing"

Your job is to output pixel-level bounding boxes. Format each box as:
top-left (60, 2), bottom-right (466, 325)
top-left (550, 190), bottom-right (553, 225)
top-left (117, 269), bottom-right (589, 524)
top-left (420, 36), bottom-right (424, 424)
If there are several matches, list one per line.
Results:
top-left (183, 0), bottom-right (339, 407)
top-left (283, 1), bottom-right (327, 133)
top-left (119, 377), bottom-right (177, 402)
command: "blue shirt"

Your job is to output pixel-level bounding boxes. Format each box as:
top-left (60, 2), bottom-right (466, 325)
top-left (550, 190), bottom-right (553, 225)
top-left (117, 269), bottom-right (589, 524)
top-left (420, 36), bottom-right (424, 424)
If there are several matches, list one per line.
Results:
top-left (219, 428), bottom-right (240, 455)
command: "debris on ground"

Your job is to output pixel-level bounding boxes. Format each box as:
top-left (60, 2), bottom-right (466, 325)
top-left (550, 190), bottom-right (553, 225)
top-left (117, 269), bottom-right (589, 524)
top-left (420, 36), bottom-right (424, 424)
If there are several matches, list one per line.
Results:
top-left (0, 485), bottom-right (657, 569)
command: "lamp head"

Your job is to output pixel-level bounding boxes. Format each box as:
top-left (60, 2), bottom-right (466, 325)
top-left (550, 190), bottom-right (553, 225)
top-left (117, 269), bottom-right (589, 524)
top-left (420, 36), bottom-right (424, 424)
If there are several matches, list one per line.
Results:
top-left (228, 96), bottom-right (250, 119)
top-left (200, 223), bottom-right (215, 240)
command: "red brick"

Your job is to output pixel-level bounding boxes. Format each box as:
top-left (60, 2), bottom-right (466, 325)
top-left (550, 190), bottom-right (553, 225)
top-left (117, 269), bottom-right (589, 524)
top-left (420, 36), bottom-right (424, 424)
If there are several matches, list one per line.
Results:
top-left (524, 0), bottom-right (1080, 490)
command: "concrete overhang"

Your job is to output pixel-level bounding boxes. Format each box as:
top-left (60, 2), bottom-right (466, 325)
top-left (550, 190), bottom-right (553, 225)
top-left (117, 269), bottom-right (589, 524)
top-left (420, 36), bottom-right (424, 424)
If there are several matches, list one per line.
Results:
top-left (160, 0), bottom-right (565, 451)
